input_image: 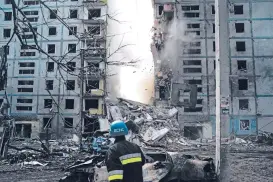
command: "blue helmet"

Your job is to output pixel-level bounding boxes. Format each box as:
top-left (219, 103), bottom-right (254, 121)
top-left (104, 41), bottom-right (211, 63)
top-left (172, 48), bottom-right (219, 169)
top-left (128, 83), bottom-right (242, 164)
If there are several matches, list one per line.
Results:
top-left (110, 120), bottom-right (128, 137)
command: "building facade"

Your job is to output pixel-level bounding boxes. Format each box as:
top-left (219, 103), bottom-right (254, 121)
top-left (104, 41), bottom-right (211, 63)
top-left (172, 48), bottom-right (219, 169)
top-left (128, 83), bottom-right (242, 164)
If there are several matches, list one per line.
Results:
top-left (0, 0), bottom-right (107, 138)
top-left (152, 0), bottom-right (273, 139)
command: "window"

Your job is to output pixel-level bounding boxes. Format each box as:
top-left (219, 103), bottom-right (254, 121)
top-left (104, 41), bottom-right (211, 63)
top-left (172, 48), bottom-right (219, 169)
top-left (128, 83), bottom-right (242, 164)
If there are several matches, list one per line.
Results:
top-left (68, 44), bottom-right (76, 53)
top-left (235, 23), bottom-right (244, 33)
top-left (65, 99), bottom-right (74, 109)
top-left (5, 0), bottom-right (11, 4)
top-left (19, 62), bottom-right (35, 67)
top-left (64, 118), bottom-right (73, 128)
top-left (187, 24), bottom-right (200, 29)
top-left (70, 9), bottom-right (78, 19)
top-left (17, 99), bottom-right (32, 103)
top-left (239, 99), bottom-right (249, 110)
top-left (4, 12), bottom-right (12, 21)
top-left (49, 27), bottom-right (57, 35)
top-left (211, 5), bottom-right (215, 14)
top-left (47, 44), bottom-right (55, 54)
top-left (21, 45), bottom-right (36, 50)
top-left (19, 70), bottom-right (34, 74)
top-left (234, 5), bottom-right (243, 15)
top-left (184, 30), bottom-right (200, 36)
top-left (24, 1), bottom-right (39, 5)
top-left (26, 17), bottom-right (38, 22)
top-left (18, 80), bottom-right (34, 85)
top-left (86, 80), bottom-right (99, 91)
top-left (182, 5), bottom-right (199, 11)
top-left (184, 13), bottom-right (199, 18)
top-left (85, 99), bottom-right (99, 110)
top-left (3, 29), bottom-right (11, 38)
top-left (50, 10), bottom-right (57, 19)
top-left (183, 60), bottom-right (201, 66)
top-left (23, 11), bottom-right (38, 15)
top-left (47, 62), bottom-right (54, 72)
top-left (183, 49), bottom-right (201, 54)
top-left (44, 99), bottom-right (53, 108)
top-left (43, 118), bottom-right (52, 128)
top-left (158, 5), bottom-right (163, 16)
top-left (240, 120), bottom-right (250, 130)
top-left (46, 80), bottom-right (54, 90)
top-left (236, 41), bottom-right (246, 52)
top-left (183, 68), bottom-right (202, 73)
top-left (16, 106), bottom-right (32, 111)
top-left (213, 41), bottom-right (215, 52)
top-left (88, 26), bottom-right (100, 35)
top-left (238, 79), bottom-right (248, 90)
top-left (213, 23), bottom-right (215, 33)
top-left (88, 9), bottom-right (101, 19)
top-left (67, 62), bottom-right (76, 72)
top-left (5, 46), bottom-right (9, 55)
top-left (22, 27), bottom-right (38, 33)
top-left (237, 60), bottom-right (247, 71)
top-left (66, 80), bottom-right (75, 90)
top-left (69, 26), bottom-right (77, 35)
top-left (18, 88), bottom-right (33, 92)
top-left (71, 0), bottom-right (78, 1)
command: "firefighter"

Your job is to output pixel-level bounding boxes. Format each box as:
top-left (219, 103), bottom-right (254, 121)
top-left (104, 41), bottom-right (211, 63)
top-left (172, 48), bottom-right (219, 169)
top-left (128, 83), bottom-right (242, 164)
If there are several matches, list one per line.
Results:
top-left (105, 120), bottom-right (146, 182)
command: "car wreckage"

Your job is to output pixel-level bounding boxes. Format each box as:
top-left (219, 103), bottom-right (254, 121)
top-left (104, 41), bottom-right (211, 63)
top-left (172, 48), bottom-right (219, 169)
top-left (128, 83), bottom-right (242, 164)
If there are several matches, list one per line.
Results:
top-left (59, 131), bottom-right (217, 182)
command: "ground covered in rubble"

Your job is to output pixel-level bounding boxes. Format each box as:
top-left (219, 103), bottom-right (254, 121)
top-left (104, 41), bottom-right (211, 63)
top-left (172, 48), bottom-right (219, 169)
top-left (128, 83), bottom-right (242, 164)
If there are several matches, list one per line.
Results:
top-left (1, 146), bottom-right (273, 182)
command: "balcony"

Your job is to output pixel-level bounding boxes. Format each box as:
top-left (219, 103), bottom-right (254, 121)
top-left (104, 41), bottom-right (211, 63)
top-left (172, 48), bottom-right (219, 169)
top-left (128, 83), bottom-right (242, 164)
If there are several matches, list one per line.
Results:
top-left (83, 0), bottom-right (107, 6)
top-left (84, 67), bottom-right (105, 79)
top-left (84, 89), bottom-right (104, 97)
top-left (84, 48), bottom-right (106, 59)
top-left (163, 4), bottom-right (174, 20)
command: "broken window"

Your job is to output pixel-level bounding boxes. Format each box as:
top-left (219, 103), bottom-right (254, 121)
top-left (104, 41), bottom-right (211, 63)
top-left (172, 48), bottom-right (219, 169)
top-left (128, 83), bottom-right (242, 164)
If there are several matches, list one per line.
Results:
top-left (18, 88), bottom-right (33, 92)
top-left (15, 124), bottom-right (32, 138)
top-left (84, 118), bottom-right (100, 133)
top-left (88, 26), bottom-right (100, 35)
top-left (86, 80), bottom-right (100, 92)
top-left (239, 99), bottom-right (249, 110)
top-left (66, 80), bottom-right (75, 90)
top-left (159, 86), bottom-right (166, 99)
top-left (88, 9), bottom-right (101, 19)
top-left (184, 13), bottom-right (199, 18)
top-left (64, 118), bottom-right (73, 128)
top-left (183, 60), bottom-right (201, 66)
top-left (20, 52), bottom-right (36, 57)
top-left (214, 60), bottom-right (216, 70)
top-left (5, 0), bottom-right (11, 4)
top-left (213, 41), bottom-right (215, 52)
top-left (47, 62), bottom-right (54, 72)
top-left (184, 126), bottom-right (202, 140)
top-left (44, 99), bottom-right (53, 108)
top-left (68, 44), bottom-right (76, 53)
top-left (183, 49), bottom-right (201, 54)
top-left (236, 41), bottom-right (246, 52)
top-left (213, 23), bottom-right (215, 33)
top-left (69, 26), bottom-right (77, 35)
top-left (6, 46), bottom-right (9, 55)
top-left (43, 118), bottom-right (52, 128)
top-left (19, 62), bottom-right (35, 67)
top-left (16, 106), bottom-right (32, 111)
top-left (237, 60), bottom-right (247, 71)
top-left (187, 23), bottom-right (200, 29)
top-left (50, 10), bottom-right (57, 19)
top-left (240, 120), bottom-right (250, 130)
top-left (211, 5), bottom-right (215, 14)
top-left (46, 80), bottom-right (54, 90)
top-left (158, 5), bottom-right (163, 16)
top-left (65, 99), bottom-right (74, 109)
top-left (49, 27), bottom-right (57, 35)
top-left (235, 23), bottom-right (244, 33)
top-left (23, 11), bottom-right (38, 15)
top-left (85, 99), bottom-right (99, 110)
top-left (234, 5), bottom-right (243, 15)
top-left (238, 79), bottom-right (248, 90)
top-left (4, 12), bottom-right (12, 21)
top-left (26, 17), bottom-right (38, 22)
top-left (183, 68), bottom-right (202, 73)
top-left (3, 29), bottom-right (11, 38)
top-left (184, 30), bottom-right (200, 36)
top-left (24, 1), bottom-right (39, 5)
top-left (17, 99), bottom-right (32, 103)
top-left (18, 80), bottom-right (34, 85)
top-left (70, 9), bottom-right (78, 19)
top-left (67, 62), bottom-right (76, 72)
top-left (47, 44), bottom-right (55, 54)
top-left (184, 107), bottom-right (202, 112)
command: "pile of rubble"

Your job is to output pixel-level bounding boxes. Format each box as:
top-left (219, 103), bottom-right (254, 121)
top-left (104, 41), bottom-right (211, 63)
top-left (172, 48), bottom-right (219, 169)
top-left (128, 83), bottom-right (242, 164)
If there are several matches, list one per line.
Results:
top-left (105, 98), bottom-right (196, 151)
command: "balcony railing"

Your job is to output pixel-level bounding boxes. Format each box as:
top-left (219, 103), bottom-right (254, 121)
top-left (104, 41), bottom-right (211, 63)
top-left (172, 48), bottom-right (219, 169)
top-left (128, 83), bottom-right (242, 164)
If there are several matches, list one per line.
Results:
top-left (84, 49), bottom-right (106, 58)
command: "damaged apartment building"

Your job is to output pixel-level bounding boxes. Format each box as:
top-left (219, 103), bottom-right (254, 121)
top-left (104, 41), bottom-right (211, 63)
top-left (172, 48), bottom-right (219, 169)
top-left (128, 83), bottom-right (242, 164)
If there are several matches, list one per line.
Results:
top-left (0, 0), bottom-right (107, 139)
top-left (152, 0), bottom-right (273, 139)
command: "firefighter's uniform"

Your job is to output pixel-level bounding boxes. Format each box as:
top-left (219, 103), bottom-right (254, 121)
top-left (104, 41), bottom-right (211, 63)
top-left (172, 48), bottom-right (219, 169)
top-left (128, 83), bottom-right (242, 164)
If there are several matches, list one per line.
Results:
top-left (105, 140), bottom-right (146, 182)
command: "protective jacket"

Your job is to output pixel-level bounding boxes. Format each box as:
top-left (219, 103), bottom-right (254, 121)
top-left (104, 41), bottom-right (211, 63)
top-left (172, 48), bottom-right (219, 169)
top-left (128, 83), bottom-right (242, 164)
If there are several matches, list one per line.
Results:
top-left (105, 140), bottom-right (146, 182)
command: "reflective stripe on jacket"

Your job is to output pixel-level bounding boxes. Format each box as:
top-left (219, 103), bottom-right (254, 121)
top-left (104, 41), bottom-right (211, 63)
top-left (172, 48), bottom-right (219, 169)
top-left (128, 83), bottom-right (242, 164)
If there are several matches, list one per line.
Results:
top-left (105, 140), bottom-right (145, 182)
